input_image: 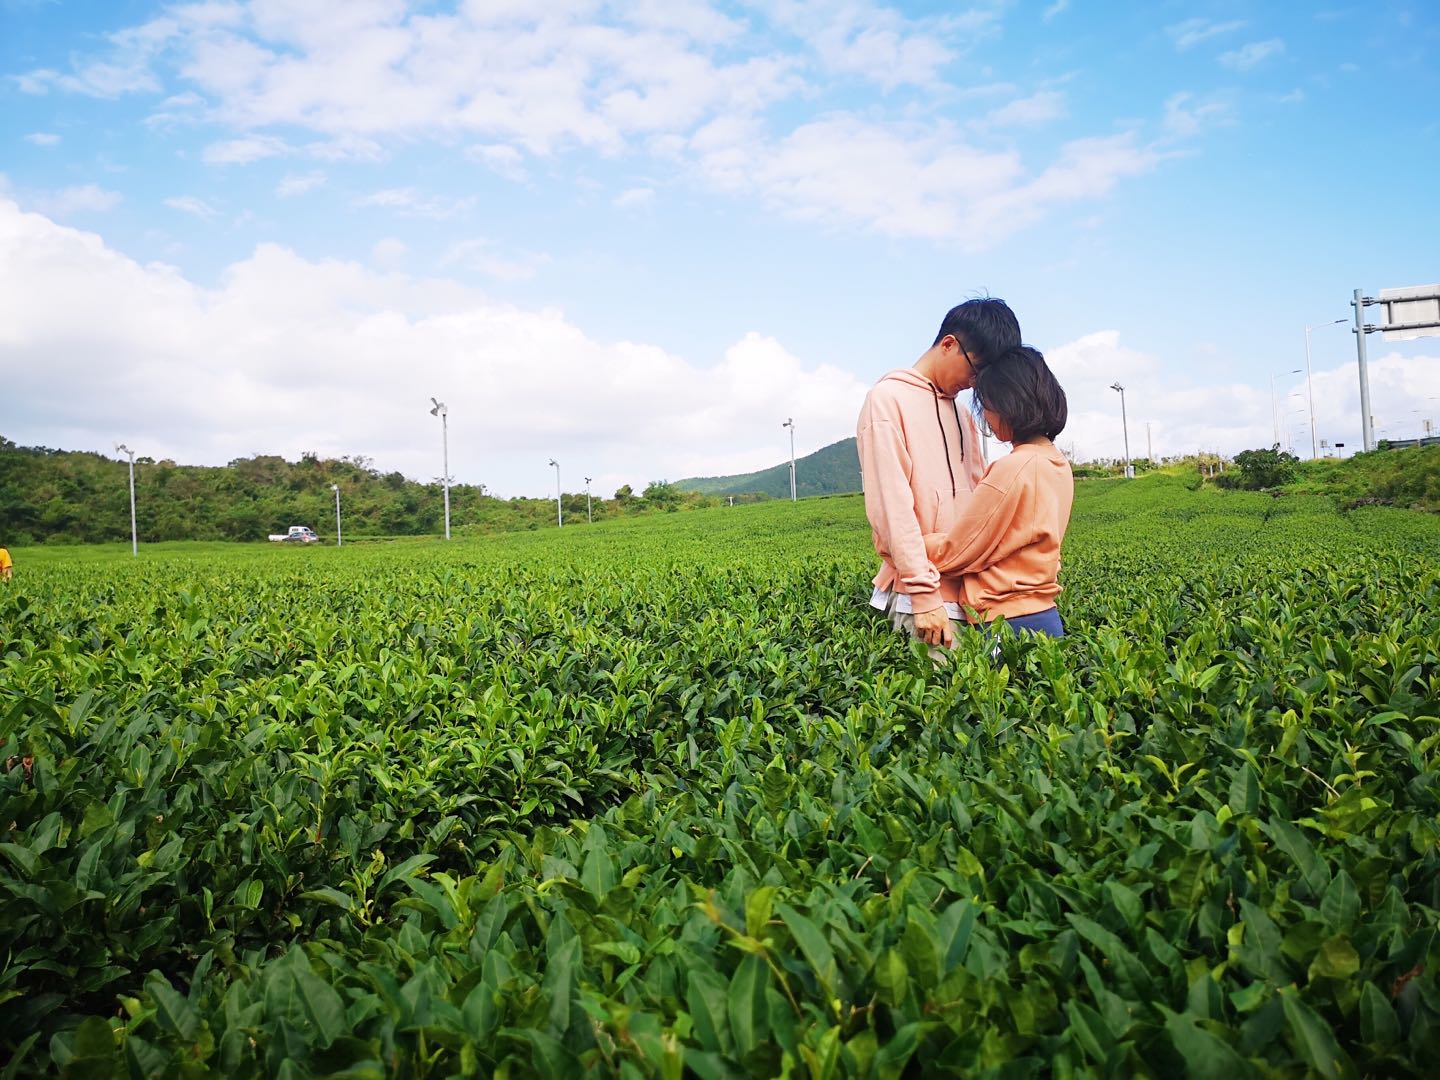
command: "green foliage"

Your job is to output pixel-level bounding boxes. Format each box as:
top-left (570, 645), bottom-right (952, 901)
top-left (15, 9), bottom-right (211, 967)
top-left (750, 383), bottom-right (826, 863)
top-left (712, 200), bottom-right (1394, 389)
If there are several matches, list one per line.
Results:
top-left (0, 437), bottom-right (725, 545)
top-left (3, 475), bottom-right (1440, 1075)
top-left (1288, 445), bottom-right (1440, 511)
top-left (1228, 446), bottom-right (1300, 490)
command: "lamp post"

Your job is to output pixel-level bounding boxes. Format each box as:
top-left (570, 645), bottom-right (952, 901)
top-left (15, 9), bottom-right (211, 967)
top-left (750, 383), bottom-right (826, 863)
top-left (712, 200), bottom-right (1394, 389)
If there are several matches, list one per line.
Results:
top-left (331, 483), bottom-right (342, 546)
top-left (782, 417), bottom-right (796, 501)
top-left (1269, 369), bottom-right (1301, 447)
top-left (115, 443), bottom-right (137, 556)
top-left (584, 476), bottom-right (593, 524)
top-left (1109, 383), bottom-right (1132, 478)
top-left (429, 398), bottom-right (450, 540)
top-left (1303, 319), bottom-right (1347, 460)
top-left (548, 459), bottom-right (562, 526)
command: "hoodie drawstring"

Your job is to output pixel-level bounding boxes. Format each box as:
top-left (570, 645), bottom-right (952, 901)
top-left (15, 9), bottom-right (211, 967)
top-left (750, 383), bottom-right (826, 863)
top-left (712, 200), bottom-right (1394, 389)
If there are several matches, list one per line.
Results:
top-left (931, 388), bottom-right (957, 496)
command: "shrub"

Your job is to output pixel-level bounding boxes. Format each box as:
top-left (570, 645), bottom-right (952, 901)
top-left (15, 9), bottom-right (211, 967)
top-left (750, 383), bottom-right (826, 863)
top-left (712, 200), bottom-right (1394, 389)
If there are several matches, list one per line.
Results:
top-left (1232, 445), bottom-right (1299, 489)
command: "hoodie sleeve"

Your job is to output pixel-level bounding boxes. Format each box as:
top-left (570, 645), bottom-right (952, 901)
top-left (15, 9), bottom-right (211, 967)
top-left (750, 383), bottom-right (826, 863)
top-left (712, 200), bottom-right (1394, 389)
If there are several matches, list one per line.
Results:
top-left (922, 455), bottom-right (1034, 575)
top-left (857, 402), bottom-right (943, 612)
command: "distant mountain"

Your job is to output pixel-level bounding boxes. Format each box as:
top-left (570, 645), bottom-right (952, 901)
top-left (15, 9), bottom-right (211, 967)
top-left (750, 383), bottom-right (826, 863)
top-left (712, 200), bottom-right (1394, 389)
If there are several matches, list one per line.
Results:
top-left (677, 437), bottom-right (862, 498)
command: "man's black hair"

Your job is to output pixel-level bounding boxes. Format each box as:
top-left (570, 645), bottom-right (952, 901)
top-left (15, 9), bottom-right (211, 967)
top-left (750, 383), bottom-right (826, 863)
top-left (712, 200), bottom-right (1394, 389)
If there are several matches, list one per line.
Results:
top-left (972, 345), bottom-right (1067, 443)
top-left (932, 298), bottom-right (1022, 370)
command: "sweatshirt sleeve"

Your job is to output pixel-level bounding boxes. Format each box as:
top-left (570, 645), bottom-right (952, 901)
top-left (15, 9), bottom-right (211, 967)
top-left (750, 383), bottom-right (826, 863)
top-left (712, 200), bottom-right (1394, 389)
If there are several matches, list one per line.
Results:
top-left (959, 407), bottom-right (987, 491)
top-left (922, 457), bottom-right (1035, 575)
top-left (857, 410), bottom-right (943, 612)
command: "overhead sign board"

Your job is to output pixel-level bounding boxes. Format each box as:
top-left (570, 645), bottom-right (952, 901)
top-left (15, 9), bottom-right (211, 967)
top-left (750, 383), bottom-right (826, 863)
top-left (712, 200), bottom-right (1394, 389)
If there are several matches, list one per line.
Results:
top-left (1378, 284), bottom-right (1440, 341)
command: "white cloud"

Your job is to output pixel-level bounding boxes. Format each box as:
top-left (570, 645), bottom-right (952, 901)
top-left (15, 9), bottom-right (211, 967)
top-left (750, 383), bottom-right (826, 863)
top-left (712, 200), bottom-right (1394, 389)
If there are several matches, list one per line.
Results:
top-left (1166, 18), bottom-right (1247, 51)
top-left (1047, 330), bottom-right (1276, 461)
top-left (24, 132), bottom-right (61, 146)
top-left (613, 186), bottom-right (655, 209)
top-left (1219, 39), bottom-right (1285, 72)
top-left (1162, 91), bottom-right (1233, 138)
top-left (146, 90), bottom-right (209, 129)
top-left (164, 195), bottom-right (220, 219)
top-left (438, 237), bottom-right (549, 281)
top-left (0, 198), bottom-right (870, 495)
top-left (306, 135), bottom-right (386, 163)
top-left (60, 3), bottom-right (801, 158)
top-left (691, 113), bottom-right (1162, 248)
top-left (275, 171), bottom-right (326, 197)
top-left (1042, 0), bottom-right (1069, 21)
top-left (984, 90), bottom-right (1066, 128)
top-left (31, 184), bottom-right (123, 217)
top-left (1043, 330), bottom-right (1440, 462)
top-left (12, 8), bottom-right (200, 97)
top-left (371, 236), bottom-right (407, 265)
top-left (768, 2), bottom-right (994, 91)
top-left (467, 143), bottom-right (528, 181)
top-left (203, 134), bottom-right (291, 164)
top-left (14, 3), bottom-right (1172, 245)
top-left (356, 187), bottom-right (475, 220)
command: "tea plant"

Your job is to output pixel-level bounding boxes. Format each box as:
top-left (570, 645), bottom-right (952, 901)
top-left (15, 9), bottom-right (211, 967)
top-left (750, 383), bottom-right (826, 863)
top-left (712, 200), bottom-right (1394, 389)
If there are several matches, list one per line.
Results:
top-left (2, 477), bottom-right (1438, 1076)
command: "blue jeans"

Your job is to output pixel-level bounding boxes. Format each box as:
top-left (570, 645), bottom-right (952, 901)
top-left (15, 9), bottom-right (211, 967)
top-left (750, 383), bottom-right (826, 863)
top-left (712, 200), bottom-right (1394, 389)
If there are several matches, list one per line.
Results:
top-left (986, 607), bottom-right (1064, 638)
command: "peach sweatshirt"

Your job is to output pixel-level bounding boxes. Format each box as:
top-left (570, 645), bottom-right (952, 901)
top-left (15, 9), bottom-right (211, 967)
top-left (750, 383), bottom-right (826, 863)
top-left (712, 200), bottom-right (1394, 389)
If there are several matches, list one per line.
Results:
top-left (856, 368), bottom-right (986, 614)
top-left (923, 439), bottom-right (1074, 621)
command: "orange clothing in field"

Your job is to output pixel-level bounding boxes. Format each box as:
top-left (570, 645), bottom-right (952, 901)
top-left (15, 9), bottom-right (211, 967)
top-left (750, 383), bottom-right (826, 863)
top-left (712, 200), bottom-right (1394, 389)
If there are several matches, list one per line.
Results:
top-left (922, 440), bottom-right (1073, 621)
top-left (856, 368), bottom-right (987, 614)
top-left (0, 548), bottom-right (11, 577)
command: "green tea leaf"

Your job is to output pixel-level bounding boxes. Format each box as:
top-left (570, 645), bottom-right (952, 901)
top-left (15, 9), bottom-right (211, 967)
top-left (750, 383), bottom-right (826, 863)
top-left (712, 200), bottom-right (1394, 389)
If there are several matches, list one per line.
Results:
top-left (778, 904), bottom-right (840, 997)
top-left (1279, 987), bottom-right (1355, 1079)
top-left (726, 954), bottom-right (768, 1058)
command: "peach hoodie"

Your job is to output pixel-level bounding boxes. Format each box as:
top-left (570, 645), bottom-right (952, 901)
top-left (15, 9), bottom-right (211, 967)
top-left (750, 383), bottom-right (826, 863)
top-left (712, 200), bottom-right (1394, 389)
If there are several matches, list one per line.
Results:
top-left (856, 368), bottom-right (986, 614)
top-left (922, 439), bottom-right (1074, 620)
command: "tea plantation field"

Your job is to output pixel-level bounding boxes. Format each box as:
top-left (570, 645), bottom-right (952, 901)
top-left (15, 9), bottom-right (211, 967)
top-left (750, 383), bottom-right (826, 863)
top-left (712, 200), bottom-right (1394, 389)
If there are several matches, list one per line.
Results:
top-left (2, 475), bottom-right (1439, 1077)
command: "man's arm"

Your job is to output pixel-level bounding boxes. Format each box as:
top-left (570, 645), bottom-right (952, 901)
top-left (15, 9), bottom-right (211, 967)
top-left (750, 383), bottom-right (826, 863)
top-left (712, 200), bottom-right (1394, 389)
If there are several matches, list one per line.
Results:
top-left (857, 413), bottom-right (942, 613)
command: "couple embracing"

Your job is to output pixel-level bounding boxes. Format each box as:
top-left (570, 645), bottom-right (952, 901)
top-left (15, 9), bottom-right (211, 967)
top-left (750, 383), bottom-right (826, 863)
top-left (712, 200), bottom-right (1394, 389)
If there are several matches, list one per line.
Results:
top-left (857, 298), bottom-right (1072, 651)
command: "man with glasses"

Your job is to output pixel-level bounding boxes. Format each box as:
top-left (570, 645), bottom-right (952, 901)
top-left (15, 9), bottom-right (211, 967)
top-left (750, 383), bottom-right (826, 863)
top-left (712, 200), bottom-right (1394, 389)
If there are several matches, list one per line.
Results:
top-left (856, 299), bottom-right (1022, 650)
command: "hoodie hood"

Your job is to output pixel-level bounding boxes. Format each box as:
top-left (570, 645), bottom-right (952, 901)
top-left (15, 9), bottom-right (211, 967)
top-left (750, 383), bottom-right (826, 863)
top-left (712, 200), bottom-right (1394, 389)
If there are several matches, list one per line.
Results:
top-left (876, 367), bottom-right (959, 400)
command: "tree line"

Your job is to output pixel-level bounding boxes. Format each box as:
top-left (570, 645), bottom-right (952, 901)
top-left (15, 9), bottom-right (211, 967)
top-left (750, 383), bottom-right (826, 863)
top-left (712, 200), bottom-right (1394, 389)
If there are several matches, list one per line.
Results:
top-left (0, 437), bottom-right (768, 545)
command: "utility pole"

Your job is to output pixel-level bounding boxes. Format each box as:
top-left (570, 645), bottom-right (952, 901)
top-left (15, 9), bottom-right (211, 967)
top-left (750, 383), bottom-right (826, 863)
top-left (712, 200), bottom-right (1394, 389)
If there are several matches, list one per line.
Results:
top-left (115, 443), bottom-right (137, 556)
top-left (331, 484), bottom-right (342, 546)
top-left (782, 417), bottom-right (796, 501)
top-left (429, 398), bottom-right (451, 539)
top-left (548, 459), bottom-right (562, 526)
top-left (1109, 383), bottom-right (1132, 478)
top-left (1304, 319), bottom-right (1346, 460)
top-left (1353, 289), bottom-right (1375, 452)
top-left (584, 476), bottom-right (592, 524)
top-left (1146, 422), bottom-right (1152, 464)
top-left (1269, 369), bottom-right (1300, 448)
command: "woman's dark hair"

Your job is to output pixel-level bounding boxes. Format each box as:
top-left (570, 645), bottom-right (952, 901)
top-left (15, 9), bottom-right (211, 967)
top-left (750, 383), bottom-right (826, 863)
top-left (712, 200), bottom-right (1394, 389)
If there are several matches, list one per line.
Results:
top-left (971, 345), bottom-right (1067, 442)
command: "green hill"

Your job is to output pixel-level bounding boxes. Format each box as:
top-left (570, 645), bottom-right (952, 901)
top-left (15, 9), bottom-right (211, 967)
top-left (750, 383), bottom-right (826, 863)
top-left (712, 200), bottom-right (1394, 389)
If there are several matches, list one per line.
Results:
top-left (0, 436), bottom-right (724, 544)
top-left (677, 437), bottom-right (862, 498)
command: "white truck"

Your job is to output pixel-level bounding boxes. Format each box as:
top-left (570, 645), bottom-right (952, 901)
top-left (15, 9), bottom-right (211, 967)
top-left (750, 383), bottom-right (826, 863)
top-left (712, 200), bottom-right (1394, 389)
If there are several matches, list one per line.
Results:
top-left (268, 525), bottom-right (321, 543)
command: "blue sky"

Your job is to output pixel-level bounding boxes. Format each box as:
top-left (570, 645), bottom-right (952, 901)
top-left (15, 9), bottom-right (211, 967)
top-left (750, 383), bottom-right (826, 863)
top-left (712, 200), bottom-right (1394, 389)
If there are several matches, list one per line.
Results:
top-left (2, 0), bottom-right (1438, 496)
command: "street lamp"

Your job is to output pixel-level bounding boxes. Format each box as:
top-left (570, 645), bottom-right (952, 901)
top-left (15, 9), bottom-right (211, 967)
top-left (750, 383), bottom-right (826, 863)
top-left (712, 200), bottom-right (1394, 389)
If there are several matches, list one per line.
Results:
top-left (114, 443), bottom-right (137, 556)
top-left (429, 398), bottom-right (451, 540)
top-left (1303, 318), bottom-right (1347, 460)
top-left (1109, 384), bottom-right (1132, 478)
top-left (584, 476), bottom-right (593, 524)
top-left (782, 417), bottom-right (796, 501)
top-left (548, 459), bottom-right (562, 527)
top-left (331, 483), bottom-right (342, 547)
top-left (1269, 369), bottom-right (1301, 447)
